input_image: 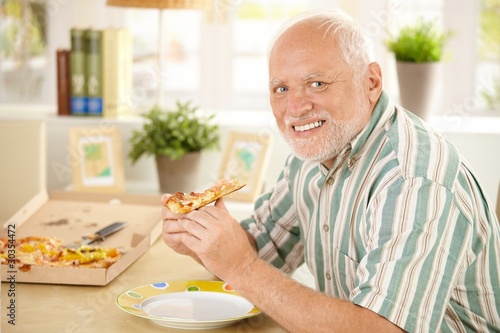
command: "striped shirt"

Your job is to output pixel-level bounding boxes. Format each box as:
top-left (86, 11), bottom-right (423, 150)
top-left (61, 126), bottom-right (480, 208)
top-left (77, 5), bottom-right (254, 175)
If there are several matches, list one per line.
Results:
top-left (240, 91), bottom-right (500, 332)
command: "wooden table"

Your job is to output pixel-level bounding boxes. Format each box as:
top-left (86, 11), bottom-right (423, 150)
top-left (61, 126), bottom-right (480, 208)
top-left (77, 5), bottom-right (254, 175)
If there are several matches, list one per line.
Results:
top-left (1, 239), bottom-right (285, 333)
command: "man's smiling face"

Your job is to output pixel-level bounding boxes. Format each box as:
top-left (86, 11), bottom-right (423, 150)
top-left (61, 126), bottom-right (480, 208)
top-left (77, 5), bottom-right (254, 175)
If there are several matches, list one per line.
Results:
top-left (268, 19), bottom-right (372, 167)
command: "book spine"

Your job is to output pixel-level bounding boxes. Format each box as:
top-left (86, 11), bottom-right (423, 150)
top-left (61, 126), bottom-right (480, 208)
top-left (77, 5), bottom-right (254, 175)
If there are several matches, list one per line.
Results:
top-left (56, 49), bottom-right (71, 116)
top-left (102, 29), bottom-right (118, 118)
top-left (70, 28), bottom-right (87, 115)
top-left (86, 29), bottom-right (103, 116)
top-left (102, 29), bottom-right (132, 118)
top-left (117, 29), bottom-right (133, 117)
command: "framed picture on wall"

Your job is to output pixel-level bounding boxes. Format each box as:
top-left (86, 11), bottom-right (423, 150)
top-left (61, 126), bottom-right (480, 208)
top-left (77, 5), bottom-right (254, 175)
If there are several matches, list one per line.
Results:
top-left (218, 131), bottom-right (273, 202)
top-left (69, 126), bottom-right (125, 193)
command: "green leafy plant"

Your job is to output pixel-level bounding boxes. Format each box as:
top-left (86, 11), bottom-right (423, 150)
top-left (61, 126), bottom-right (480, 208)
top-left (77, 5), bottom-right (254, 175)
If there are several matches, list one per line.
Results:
top-left (128, 101), bottom-right (220, 163)
top-left (386, 19), bottom-right (452, 63)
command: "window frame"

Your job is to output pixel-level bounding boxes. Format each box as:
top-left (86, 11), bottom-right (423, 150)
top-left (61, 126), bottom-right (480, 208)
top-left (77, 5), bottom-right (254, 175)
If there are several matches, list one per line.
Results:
top-left (0, 0), bottom-right (498, 119)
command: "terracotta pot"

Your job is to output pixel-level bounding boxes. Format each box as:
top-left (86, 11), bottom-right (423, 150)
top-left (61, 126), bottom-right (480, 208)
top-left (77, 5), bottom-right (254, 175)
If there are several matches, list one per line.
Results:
top-left (396, 61), bottom-right (443, 121)
top-left (155, 152), bottom-right (201, 194)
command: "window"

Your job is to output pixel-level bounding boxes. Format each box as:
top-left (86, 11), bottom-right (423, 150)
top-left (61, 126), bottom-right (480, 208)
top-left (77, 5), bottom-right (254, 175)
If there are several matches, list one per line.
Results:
top-left (374, 0), bottom-right (445, 110)
top-left (229, 0), bottom-right (310, 110)
top-left (106, 0), bottom-right (500, 115)
top-left (367, 0), bottom-right (499, 115)
top-left (1, 0), bottom-right (499, 117)
top-left (129, 0), bottom-right (313, 112)
top-left (478, 0), bottom-right (500, 111)
top-left (128, 9), bottom-right (203, 112)
top-left (0, 0), bottom-right (47, 104)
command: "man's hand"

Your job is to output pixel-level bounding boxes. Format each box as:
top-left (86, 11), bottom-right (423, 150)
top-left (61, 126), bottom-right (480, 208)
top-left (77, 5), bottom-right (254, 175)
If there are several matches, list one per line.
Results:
top-left (161, 193), bottom-right (201, 261)
top-left (161, 195), bottom-right (257, 280)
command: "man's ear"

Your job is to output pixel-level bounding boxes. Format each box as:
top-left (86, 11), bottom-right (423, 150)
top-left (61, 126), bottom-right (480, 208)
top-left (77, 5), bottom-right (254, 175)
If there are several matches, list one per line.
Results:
top-left (366, 62), bottom-right (383, 105)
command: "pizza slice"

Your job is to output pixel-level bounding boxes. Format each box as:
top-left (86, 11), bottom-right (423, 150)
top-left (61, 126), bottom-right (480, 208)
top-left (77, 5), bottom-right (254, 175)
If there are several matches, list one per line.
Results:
top-left (0, 236), bottom-right (121, 271)
top-left (165, 178), bottom-right (246, 214)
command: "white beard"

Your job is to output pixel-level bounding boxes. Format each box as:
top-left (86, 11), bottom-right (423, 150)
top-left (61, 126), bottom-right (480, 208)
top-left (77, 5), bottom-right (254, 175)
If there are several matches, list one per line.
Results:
top-left (282, 97), bottom-right (369, 163)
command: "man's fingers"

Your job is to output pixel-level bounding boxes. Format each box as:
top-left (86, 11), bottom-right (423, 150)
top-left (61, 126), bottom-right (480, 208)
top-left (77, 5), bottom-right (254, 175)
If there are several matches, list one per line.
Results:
top-left (214, 197), bottom-right (229, 212)
top-left (177, 217), bottom-right (208, 240)
top-left (161, 193), bottom-right (172, 204)
top-left (162, 219), bottom-right (186, 233)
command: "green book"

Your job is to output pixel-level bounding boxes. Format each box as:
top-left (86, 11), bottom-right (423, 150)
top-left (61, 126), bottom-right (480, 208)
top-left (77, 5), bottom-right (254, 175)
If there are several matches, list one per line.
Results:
top-left (86, 29), bottom-right (103, 116)
top-left (70, 28), bottom-right (87, 115)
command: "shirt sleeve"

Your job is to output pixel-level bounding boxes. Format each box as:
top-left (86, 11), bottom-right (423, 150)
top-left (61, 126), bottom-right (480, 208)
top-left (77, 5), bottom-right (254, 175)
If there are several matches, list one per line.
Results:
top-left (351, 176), bottom-right (472, 333)
top-left (240, 157), bottom-right (304, 274)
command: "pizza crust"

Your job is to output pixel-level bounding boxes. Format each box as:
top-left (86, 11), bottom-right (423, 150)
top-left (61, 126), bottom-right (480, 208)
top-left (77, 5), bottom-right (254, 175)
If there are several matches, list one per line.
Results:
top-left (165, 178), bottom-right (246, 214)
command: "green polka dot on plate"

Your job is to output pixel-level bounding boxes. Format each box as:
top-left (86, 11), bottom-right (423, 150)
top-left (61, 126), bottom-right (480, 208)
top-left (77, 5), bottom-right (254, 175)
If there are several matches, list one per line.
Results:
top-left (126, 291), bottom-right (143, 299)
top-left (186, 285), bottom-right (200, 292)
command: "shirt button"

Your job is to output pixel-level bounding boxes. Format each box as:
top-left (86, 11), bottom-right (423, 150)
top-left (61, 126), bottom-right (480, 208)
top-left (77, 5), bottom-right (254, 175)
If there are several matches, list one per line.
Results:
top-left (323, 224), bottom-right (329, 232)
top-left (326, 177), bottom-right (334, 185)
top-left (326, 271), bottom-right (332, 280)
top-left (348, 159), bottom-right (357, 169)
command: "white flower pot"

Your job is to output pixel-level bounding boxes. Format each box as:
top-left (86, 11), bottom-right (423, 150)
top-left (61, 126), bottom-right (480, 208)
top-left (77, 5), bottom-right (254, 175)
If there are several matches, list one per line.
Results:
top-left (396, 61), bottom-right (443, 121)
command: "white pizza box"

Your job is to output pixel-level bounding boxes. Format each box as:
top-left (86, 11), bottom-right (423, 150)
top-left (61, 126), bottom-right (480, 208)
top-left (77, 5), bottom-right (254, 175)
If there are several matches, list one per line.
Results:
top-left (1, 190), bottom-right (163, 286)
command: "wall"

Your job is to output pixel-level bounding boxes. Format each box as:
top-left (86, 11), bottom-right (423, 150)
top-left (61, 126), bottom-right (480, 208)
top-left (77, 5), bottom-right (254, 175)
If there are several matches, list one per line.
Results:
top-left (41, 114), bottom-right (500, 211)
top-left (41, 112), bottom-right (289, 222)
top-left (1, 112), bottom-right (498, 221)
top-left (431, 116), bottom-right (500, 212)
top-left (43, 111), bottom-right (290, 196)
top-left (440, 131), bottom-right (500, 211)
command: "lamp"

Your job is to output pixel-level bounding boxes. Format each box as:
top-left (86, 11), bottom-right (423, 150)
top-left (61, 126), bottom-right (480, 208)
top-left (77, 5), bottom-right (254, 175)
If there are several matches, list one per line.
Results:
top-left (106, 0), bottom-right (212, 108)
top-left (106, 0), bottom-right (211, 9)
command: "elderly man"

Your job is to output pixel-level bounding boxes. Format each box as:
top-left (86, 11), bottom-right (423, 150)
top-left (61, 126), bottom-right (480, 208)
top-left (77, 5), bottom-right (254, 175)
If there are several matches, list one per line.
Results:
top-left (162, 9), bottom-right (500, 333)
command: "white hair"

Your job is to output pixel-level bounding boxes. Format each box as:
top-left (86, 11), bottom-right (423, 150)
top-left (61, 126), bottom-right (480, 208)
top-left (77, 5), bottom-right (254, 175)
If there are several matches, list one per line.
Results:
top-left (268, 9), bottom-right (375, 84)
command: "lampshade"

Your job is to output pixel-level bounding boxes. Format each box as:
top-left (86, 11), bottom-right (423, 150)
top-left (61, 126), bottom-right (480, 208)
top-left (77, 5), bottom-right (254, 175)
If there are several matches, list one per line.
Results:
top-left (106, 0), bottom-right (211, 10)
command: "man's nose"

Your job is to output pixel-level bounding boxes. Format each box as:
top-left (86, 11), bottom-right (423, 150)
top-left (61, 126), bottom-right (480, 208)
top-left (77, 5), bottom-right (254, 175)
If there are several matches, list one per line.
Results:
top-left (286, 88), bottom-right (313, 115)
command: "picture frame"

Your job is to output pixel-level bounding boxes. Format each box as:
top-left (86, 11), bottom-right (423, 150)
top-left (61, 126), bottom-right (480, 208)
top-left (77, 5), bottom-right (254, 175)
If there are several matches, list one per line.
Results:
top-left (69, 126), bottom-right (125, 193)
top-left (218, 131), bottom-right (273, 202)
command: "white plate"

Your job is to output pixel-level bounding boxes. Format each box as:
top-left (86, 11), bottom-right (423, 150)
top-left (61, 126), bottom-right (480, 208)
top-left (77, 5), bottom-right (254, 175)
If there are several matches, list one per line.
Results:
top-left (116, 280), bottom-right (261, 330)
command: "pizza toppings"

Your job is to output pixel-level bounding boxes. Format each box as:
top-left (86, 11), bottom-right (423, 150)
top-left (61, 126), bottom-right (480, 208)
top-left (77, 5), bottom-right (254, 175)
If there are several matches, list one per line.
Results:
top-left (0, 236), bottom-right (121, 271)
top-left (165, 178), bottom-right (246, 214)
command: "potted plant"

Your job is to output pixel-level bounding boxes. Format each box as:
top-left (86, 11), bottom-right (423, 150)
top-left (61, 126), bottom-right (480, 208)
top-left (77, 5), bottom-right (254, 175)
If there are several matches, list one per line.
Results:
top-left (386, 19), bottom-right (452, 120)
top-left (129, 100), bottom-right (220, 193)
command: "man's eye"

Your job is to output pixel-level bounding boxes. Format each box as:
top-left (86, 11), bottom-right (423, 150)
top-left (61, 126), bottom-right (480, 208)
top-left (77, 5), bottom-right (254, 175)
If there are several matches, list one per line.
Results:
top-left (311, 81), bottom-right (325, 88)
top-left (275, 86), bottom-right (288, 93)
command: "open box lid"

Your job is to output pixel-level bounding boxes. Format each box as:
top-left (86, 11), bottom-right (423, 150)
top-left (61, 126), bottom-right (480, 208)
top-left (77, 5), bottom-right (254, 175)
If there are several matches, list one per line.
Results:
top-left (1, 190), bottom-right (164, 286)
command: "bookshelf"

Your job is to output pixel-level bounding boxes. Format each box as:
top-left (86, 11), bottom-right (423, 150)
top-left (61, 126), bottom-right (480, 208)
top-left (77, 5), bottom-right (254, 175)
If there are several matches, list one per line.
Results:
top-left (57, 27), bottom-right (132, 118)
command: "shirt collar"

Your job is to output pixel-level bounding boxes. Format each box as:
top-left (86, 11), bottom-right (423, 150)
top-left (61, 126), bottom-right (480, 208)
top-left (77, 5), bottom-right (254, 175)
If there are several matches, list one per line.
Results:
top-left (315, 91), bottom-right (395, 173)
top-left (348, 90), bottom-right (394, 159)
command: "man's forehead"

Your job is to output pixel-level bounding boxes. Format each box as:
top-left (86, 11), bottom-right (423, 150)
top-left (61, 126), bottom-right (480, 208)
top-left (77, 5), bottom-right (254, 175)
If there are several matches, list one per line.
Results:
top-left (271, 24), bottom-right (337, 57)
top-left (275, 18), bottom-right (331, 44)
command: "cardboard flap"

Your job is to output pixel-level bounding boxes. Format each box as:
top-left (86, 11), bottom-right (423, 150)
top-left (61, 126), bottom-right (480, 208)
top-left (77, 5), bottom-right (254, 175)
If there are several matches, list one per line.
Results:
top-left (4, 191), bottom-right (49, 229)
top-left (1, 190), bottom-right (163, 286)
